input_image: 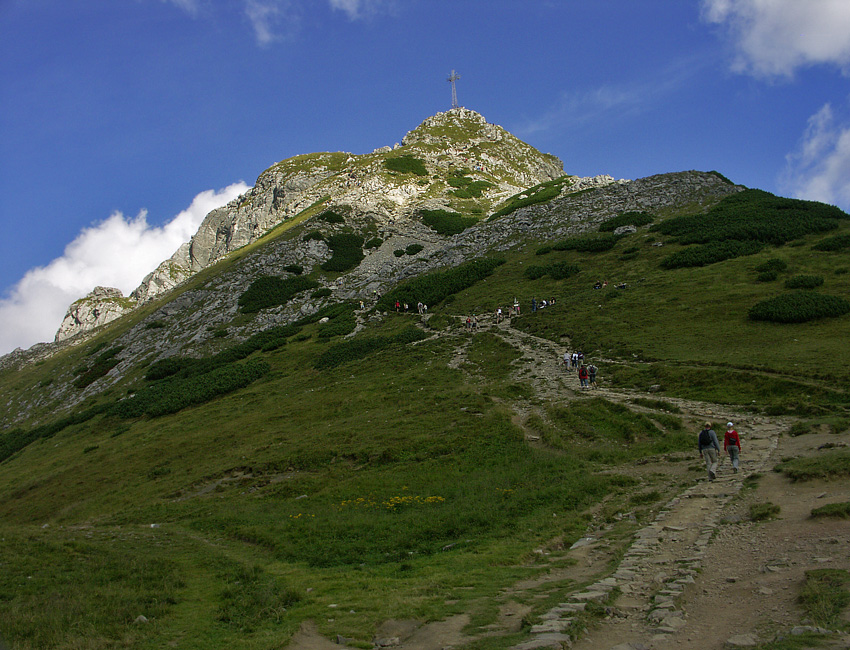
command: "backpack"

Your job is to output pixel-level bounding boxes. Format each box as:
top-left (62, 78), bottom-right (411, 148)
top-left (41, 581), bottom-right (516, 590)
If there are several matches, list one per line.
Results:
top-left (699, 429), bottom-right (712, 447)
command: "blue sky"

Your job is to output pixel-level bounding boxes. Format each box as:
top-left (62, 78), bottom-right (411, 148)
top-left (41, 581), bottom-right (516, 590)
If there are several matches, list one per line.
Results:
top-left (2, 0), bottom-right (850, 354)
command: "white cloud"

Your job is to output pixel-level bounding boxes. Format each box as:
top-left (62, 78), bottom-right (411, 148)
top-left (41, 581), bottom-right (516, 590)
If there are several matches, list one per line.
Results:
top-left (702, 0), bottom-right (850, 77)
top-left (0, 182), bottom-right (248, 356)
top-left (161, 0), bottom-right (202, 16)
top-left (244, 0), bottom-right (303, 46)
top-left (782, 103), bottom-right (850, 210)
top-left (328, 0), bottom-right (394, 20)
top-left (516, 58), bottom-right (703, 138)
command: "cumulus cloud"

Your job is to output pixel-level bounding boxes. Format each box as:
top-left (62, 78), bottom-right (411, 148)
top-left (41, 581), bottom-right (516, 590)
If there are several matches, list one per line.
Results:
top-left (782, 103), bottom-right (850, 210)
top-left (0, 182), bottom-right (248, 356)
top-left (244, 0), bottom-right (296, 46)
top-left (702, 0), bottom-right (850, 77)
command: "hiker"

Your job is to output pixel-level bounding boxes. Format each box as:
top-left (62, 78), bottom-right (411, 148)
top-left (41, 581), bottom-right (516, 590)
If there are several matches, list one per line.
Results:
top-left (563, 351), bottom-right (570, 371)
top-left (532, 297), bottom-right (537, 312)
top-left (578, 364), bottom-right (589, 390)
top-left (724, 422), bottom-right (742, 473)
top-left (698, 422), bottom-right (721, 481)
top-left (588, 363), bottom-right (598, 388)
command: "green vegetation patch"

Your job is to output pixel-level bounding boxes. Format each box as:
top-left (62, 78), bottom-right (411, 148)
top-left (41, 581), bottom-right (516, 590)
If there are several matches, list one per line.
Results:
top-left (799, 569), bottom-right (850, 628)
top-left (775, 451), bottom-right (850, 481)
top-left (314, 327), bottom-right (427, 370)
top-left (447, 172), bottom-right (494, 199)
top-left (755, 259), bottom-right (788, 274)
top-left (599, 211), bottom-right (654, 232)
top-left (490, 176), bottom-right (573, 219)
top-left (785, 274), bottom-right (824, 289)
top-left (748, 292), bottom-right (850, 323)
top-left (383, 155), bottom-right (428, 176)
top-left (420, 209), bottom-right (478, 236)
top-left (239, 275), bottom-right (320, 313)
top-left (364, 237), bottom-right (383, 249)
top-left (813, 233), bottom-right (850, 252)
top-left (811, 502), bottom-right (850, 519)
top-left (660, 240), bottom-right (763, 269)
top-left (749, 502), bottom-right (780, 521)
top-left (316, 210), bottom-right (345, 224)
top-left (73, 346), bottom-right (124, 389)
top-left (320, 233), bottom-right (365, 272)
top-left (0, 529), bottom-right (185, 649)
top-left (651, 189), bottom-right (848, 246)
top-left (377, 257), bottom-right (505, 312)
top-left (524, 262), bottom-right (580, 281)
top-left (552, 233), bottom-right (622, 253)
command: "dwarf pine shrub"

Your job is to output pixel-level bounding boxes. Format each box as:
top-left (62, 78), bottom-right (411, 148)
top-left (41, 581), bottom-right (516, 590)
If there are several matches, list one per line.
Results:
top-left (599, 211), bottom-right (653, 232)
top-left (813, 233), bottom-right (850, 252)
top-left (239, 276), bottom-right (320, 313)
top-left (785, 275), bottom-right (824, 289)
top-left (320, 234), bottom-right (364, 272)
top-left (420, 209), bottom-right (477, 236)
top-left (377, 258), bottom-right (505, 311)
top-left (384, 155), bottom-right (428, 176)
top-left (553, 233), bottom-right (621, 253)
top-left (748, 292), bottom-right (850, 323)
top-left (661, 240), bottom-right (763, 269)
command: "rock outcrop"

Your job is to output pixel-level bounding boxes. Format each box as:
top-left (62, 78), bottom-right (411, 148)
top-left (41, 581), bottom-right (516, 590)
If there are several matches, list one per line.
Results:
top-left (55, 286), bottom-right (137, 343)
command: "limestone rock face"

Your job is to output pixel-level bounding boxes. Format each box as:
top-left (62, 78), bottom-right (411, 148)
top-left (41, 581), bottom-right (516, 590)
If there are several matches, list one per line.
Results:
top-left (131, 108), bottom-right (567, 305)
top-left (55, 286), bottom-right (137, 342)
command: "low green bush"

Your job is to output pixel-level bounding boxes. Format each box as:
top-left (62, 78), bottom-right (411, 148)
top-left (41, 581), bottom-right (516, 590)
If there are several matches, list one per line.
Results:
top-left (757, 270), bottom-right (778, 282)
top-left (311, 288), bottom-right (332, 299)
top-left (302, 230), bottom-right (324, 242)
top-left (749, 502), bottom-right (780, 521)
top-left (755, 258), bottom-right (788, 273)
top-left (748, 292), bottom-right (850, 323)
top-left (813, 233), bottom-right (850, 252)
top-left (238, 276), bottom-right (320, 313)
top-left (785, 275), bottom-right (824, 289)
top-left (651, 189), bottom-right (847, 246)
top-left (490, 176), bottom-right (571, 218)
top-left (775, 451), bottom-right (850, 481)
top-left (420, 209), bottom-right (477, 236)
top-left (283, 264), bottom-right (303, 275)
top-left (393, 249), bottom-right (405, 257)
top-left (405, 244), bottom-right (424, 255)
top-left (524, 262), bottom-right (580, 281)
top-left (661, 240), bottom-right (763, 269)
top-left (377, 258), bottom-right (505, 312)
top-left (384, 155), bottom-right (428, 176)
top-left (316, 210), bottom-right (345, 224)
top-left (314, 327), bottom-right (427, 370)
top-left (599, 211), bottom-right (653, 232)
top-left (320, 234), bottom-right (364, 272)
top-left (552, 233), bottom-right (621, 253)
top-left (810, 502), bottom-right (850, 519)
top-left (73, 346), bottom-right (124, 389)
top-left (364, 237), bottom-right (383, 249)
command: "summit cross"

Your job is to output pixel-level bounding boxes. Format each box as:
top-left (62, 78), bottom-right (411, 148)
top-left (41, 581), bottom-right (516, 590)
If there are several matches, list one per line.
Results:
top-left (447, 70), bottom-right (460, 109)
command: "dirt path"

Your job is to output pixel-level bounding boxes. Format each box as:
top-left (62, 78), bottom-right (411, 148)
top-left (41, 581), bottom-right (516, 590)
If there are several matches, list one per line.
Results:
top-left (291, 317), bottom-right (850, 650)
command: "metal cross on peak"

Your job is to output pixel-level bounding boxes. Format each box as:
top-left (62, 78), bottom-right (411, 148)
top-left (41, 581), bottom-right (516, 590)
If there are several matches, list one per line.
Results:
top-left (447, 70), bottom-right (461, 109)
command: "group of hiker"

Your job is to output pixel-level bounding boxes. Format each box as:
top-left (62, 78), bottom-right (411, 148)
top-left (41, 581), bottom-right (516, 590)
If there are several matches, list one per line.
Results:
top-left (563, 351), bottom-right (597, 390)
top-left (697, 422), bottom-right (742, 481)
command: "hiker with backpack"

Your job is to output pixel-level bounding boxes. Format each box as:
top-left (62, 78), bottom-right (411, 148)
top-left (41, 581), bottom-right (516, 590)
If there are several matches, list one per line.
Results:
top-left (724, 422), bottom-right (742, 473)
top-left (698, 422), bottom-right (721, 481)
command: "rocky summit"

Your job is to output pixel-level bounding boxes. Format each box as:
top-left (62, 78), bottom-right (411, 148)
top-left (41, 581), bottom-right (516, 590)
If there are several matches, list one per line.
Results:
top-left (51, 108), bottom-right (570, 343)
top-left (9, 107), bottom-right (736, 376)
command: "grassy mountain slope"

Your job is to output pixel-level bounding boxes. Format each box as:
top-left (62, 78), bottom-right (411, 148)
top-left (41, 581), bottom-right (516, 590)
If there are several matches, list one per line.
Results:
top-left (1, 179), bottom-right (849, 649)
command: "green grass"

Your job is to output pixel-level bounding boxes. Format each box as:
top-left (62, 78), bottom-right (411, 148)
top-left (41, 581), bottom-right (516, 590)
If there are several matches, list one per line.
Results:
top-left (775, 451), bottom-right (850, 481)
top-left (799, 569), bottom-right (850, 629)
top-left (810, 502), bottom-right (850, 519)
top-left (749, 502), bottom-right (780, 521)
